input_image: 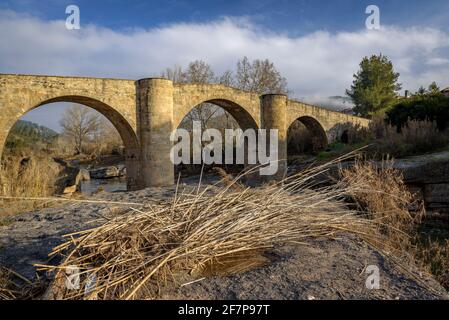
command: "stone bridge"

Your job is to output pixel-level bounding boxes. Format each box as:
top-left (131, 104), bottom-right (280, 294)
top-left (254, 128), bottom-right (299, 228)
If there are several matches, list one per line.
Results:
top-left (0, 74), bottom-right (369, 190)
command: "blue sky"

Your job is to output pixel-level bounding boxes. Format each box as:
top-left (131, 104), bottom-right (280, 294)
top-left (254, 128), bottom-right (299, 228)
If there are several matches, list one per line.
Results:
top-left (1, 0), bottom-right (449, 131)
top-left (2, 0), bottom-right (449, 33)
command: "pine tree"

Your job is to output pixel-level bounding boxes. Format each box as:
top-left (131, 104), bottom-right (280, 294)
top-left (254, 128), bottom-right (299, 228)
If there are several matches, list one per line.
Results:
top-left (346, 54), bottom-right (401, 117)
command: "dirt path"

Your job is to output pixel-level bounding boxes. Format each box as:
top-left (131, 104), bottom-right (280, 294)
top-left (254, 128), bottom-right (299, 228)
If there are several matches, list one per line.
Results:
top-left (0, 177), bottom-right (447, 300)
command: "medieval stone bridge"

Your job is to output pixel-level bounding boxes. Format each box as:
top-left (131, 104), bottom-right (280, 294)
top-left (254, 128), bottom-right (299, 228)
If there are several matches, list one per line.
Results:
top-left (0, 74), bottom-right (369, 190)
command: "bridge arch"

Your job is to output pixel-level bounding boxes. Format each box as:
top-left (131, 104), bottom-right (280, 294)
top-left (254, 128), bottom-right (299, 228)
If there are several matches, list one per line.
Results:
top-left (173, 84), bottom-right (261, 130)
top-left (1, 95), bottom-right (141, 190)
top-left (287, 116), bottom-right (328, 155)
top-left (175, 98), bottom-right (259, 131)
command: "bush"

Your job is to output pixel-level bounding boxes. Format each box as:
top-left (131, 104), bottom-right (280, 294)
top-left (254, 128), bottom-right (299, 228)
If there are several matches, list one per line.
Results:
top-left (326, 116), bottom-right (449, 160)
top-left (368, 119), bottom-right (449, 158)
top-left (386, 93), bottom-right (449, 131)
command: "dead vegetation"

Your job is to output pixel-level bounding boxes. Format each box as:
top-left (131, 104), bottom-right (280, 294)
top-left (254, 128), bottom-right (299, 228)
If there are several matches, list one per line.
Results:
top-left (0, 266), bottom-right (44, 300)
top-left (1, 154), bottom-right (447, 300)
top-left (341, 159), bottom-right (449, 291)
top-left (340, 159), bottom-right (424, 252)
top-left (0, 156), bottom-right (61, 219)
top-left (36, 157), bottom-right (384, 300)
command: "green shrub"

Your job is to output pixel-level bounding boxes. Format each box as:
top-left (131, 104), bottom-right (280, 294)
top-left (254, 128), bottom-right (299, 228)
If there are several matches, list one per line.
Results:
top-left (386, 93), bottom-right (449, 131)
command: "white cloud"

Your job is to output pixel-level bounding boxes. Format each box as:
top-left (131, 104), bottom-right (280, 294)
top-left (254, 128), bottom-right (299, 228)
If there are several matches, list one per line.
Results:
top-left (1, 9), bottom-right (449, 107)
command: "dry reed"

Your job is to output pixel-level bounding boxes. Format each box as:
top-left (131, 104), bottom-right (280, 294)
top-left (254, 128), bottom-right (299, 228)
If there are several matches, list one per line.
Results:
top-left (0, 267), bottom-right (44, 300)
top-left (38, 155), bottom-right (381, 300)
top-left (340, 159), bottom-right (424, 253)
top-left (0, 155), bottom-right (60, 218)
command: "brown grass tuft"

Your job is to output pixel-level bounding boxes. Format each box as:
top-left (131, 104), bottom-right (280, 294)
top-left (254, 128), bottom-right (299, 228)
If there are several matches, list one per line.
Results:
top-left (340, 159), bottom-right (424, 252)
top-left (38, 157), bottom-right (378, 300)
top-left (0, 156), bottom-right (60, 217)
top-left (341, 159), bottom-right (449, 291)
top-left (0, 267), bottom-right (44, 300)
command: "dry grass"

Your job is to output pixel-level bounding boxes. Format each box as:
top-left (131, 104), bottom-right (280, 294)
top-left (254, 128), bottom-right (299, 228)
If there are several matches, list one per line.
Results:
top-left (0, 267), bottom-right (44, 300)
top-left (320, 118), bottom-right (449, 162)
top-left (0, 155), bottom-right (60, 218)
top-left (415, 238), bottom-right (449, 289)
top-left (341, 159), bottom-right (449, 290)
top-left (340, 159), bottom-right (424, 252)
top-left (370, 119), bottom-right (449, 157)
top-left (3, 155), bottom-right (446, 299)
top-left (37, 157), bottom-right (381, 300)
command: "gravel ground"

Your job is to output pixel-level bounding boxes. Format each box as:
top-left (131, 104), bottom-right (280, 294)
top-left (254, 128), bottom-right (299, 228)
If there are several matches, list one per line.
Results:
top-left (0, 175), bottom-right (447, 300)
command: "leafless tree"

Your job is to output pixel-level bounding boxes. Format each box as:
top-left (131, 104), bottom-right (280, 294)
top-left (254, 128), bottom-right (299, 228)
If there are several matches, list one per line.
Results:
top-left (161, 65), bottom-right (185, 83)
top-left (90, 118), bottom-right (123, 156)
top-left (59, 105), bottom-right (101, 154)
top-left (184, 60), bottom-right (215, 84)
top-left (235, 56), bottom-right (288, 94)
top-left (169, 61), bottom-right (220, 130)
top-left (163, 58), bottom-right (289, 130)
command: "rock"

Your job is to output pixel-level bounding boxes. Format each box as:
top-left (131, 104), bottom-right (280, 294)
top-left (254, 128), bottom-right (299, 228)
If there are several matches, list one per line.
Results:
top-left (90, 166), bottom-right (121, 179)
top-left (117, 165), bottom-right (127, 177)
top-left (78, 169), bottom-right (91, 181)
top-left (423, 184), bottom-right (449, 204)
top-left (63, 185), bottom-right (77, 194)
top-left (55, 165), bottom-right (88, 194)
top-left (392, 152), bottom-right (449, 184)
top-left (391, 152), bottom-right (449, 213)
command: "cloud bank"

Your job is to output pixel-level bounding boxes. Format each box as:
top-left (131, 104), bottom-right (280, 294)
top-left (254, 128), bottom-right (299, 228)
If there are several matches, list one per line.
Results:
top-left (1, 10), bottom-right (449, 108)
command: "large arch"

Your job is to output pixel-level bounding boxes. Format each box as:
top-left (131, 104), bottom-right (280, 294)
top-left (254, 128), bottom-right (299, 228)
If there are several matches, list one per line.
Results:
top-left (287, 116), bottom-right (328, 155)
top-left (172, 96), bottom-right (261, 180)
top-left (176, 98), bottom-right (259, 131)
top-left (0, 95), bottom-right (141, 190)
top-left (173, 84), bottom-right (261, 130)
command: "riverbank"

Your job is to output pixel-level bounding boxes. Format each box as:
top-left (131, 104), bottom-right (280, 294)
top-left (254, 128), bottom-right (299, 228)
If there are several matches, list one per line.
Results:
top-left (0, 174), bottom-right (448, 300)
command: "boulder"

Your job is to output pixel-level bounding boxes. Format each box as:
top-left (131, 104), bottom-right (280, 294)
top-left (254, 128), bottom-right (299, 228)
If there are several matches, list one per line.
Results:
top-left (423, 184), bottom-right (449, 204)
top-left (392, 152), bottom-right (449, 184)
top-left (63, 185), bottom-right (77, 195)
top-left (77, 169), bottom-right (91, 182)
top-left (89, 166), bottom-right (121, 179)
top-left (117, 165), bottom-right (127, 177)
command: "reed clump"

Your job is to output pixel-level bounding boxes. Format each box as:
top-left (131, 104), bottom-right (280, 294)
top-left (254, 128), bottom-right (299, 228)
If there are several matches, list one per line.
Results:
top-left (341, 159), bottom-right (449, 291)
top-left (0, 155), bottom-right (59, 218)
top-left (340, 159), bottom-right (424, 252)
top-left (39, 158), bottom-right (379, 300)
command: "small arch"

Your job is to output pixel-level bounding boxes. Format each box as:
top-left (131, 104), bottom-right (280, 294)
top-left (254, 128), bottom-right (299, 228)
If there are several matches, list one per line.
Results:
top-left (1, 95), bottom-right (141, 190)
top-left (341, 129), bottom-right (349, 144)
top-left (287, 116), bottom-right (328, 156)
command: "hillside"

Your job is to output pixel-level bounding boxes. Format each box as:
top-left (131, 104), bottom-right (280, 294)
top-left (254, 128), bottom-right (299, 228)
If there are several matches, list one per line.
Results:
top-left (4, 120), bottom-right (59, 152)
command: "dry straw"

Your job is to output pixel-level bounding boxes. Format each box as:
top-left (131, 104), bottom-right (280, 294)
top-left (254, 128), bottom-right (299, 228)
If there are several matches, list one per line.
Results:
top-left (35, 153), bottom-right (388, 300)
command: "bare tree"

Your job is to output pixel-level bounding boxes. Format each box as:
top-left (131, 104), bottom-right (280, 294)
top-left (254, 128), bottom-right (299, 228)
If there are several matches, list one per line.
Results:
top-left (163, 58), bottom-right (289, 130)
top-left (161, 65), bottom-right (185, 83)
top-left (184, 60), bottom-right (215, 83)
top-left (91, 118), bottom-right (123, 156)
top-left (59, 105), bottom-right (101, 154)
top-left (169, 61), bottom-right (219, 130)
top-left (235, 56), bottom-right (288, 94)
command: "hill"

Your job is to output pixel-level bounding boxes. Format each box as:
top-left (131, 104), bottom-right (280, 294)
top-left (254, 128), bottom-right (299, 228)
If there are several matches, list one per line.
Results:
top-left (5, 120), bottom-right (59, 152)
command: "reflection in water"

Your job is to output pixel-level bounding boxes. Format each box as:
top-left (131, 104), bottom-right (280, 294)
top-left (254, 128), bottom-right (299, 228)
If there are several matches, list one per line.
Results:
top-left (80, 178), bottom-right (127, 196)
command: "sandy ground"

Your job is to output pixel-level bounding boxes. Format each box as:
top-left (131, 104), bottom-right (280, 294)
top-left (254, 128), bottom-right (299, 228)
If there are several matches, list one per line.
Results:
top-left (0, 176), bottom-right (447, 300)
